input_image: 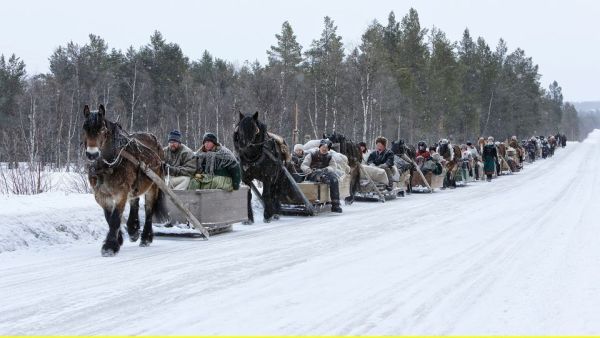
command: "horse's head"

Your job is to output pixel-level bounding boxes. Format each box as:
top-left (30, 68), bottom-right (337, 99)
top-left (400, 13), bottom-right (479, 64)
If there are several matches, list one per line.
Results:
top-left (323, 131), bottom-right (345, 145)
top-left (438, 139), bottom-right (450, 157)
top-left (82, 104), bottom-right (109, 161)
top-left (235, 111), bottom-right (264, 149)
top-left (391, 139), bottom-right (406, 155)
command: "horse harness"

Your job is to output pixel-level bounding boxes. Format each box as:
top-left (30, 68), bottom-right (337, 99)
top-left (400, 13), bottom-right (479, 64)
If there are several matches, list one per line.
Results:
top-left (88, 122), bottom-right (160, 192)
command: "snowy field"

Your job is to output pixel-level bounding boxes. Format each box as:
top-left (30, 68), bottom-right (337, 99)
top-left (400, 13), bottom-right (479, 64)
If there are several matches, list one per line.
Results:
top-left (1, 130), bottom-right (599, 335)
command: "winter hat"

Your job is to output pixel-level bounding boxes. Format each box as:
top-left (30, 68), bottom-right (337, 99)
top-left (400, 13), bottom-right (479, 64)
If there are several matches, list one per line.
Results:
top-left (319, 139), bottom-right (332, 150)
top-left (358, 141), bottom-right (367, 148)
top-left (375, 136), bottom-right (388, 147)
top-left (202, 132), bottom-right (218, 145)
top-left (168, 130), bottom-right (182, 143)
top-left (294, 144), bottom-right (304, 152)
top-left (488, 136), bottom-right (494, 142)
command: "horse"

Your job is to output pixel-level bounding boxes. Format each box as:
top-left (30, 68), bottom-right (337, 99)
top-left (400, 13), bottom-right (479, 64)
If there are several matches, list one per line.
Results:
top-left (496, 142), bottom-right (510, 173)
top-left (234, 112), bottom-right (295, 223)
top-left (323, 132), bottom-right (362, 204)
top-left (391, 139), bottom-right (416, 192)
top-left (437, 139), bottom-right (461, 188)
top-left (82, 104), bottom-right (168, 256)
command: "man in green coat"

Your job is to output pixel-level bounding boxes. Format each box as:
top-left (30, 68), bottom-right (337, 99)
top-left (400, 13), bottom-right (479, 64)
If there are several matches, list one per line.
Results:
top-left (189, 132), bottom-right (241, 191)
top-left (164, 130), bottom-right (196, 190)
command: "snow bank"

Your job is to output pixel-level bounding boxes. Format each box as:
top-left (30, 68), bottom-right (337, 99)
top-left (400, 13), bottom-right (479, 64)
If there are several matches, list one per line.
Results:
top-left (583, 128), bottom-right (600, 144)
top-left (0, 192), bottom-right (106, 253)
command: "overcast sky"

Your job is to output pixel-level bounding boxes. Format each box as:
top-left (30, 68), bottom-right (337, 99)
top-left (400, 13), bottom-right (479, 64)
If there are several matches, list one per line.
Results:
top-left (1, 0), bottom-right (597, 102)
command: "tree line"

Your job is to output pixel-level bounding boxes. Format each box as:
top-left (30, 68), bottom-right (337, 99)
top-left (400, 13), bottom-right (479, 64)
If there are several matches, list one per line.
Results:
top-left (0, 8), bottom-right (581, 169)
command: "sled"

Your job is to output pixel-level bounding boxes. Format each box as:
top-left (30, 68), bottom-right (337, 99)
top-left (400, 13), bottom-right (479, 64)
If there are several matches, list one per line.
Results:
top-left (153, 187), bottom-right (249, 237)
top-left (280, 174), bottom-right (351, 215)
top-left (410, 168), bottom-right (446, 193)
top-left (354, 168), bottom-right (409, 202)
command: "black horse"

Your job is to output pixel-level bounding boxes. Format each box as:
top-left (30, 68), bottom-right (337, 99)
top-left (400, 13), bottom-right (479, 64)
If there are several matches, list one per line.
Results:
top-left (234, 112), bottom-right (294, 223)
top-left (391, 139), bottom-right (416, 192)
top-left (323, 132), bottom-right (362, 204)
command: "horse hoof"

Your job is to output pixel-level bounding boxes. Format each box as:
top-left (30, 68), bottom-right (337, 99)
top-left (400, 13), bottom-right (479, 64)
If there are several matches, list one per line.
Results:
top-left (273, 214), bottom-right (280, 220)
top-left (129, 232), bottom-right (140, 242)
top-left (264, 218), bottom-right (272, 223)
top-left (243, 220), bottom-right (254, 225)
top-left (101, 247), bottom-right (118, 257)
top-left (139, 240), bottom-right (151, 247)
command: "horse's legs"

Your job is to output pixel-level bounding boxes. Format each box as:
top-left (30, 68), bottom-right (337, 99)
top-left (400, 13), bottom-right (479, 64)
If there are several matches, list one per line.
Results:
top-left (243, 178), bottom-right (254, 224)
top-left (345, 167), bottom-right (358, 205)
top-left (126, 197), bottom-right (141, 242)
top-left (262, 180), bottom-right (274, 222)
top-left (101, 194), bottom-right (127, 257)
top-left (140, 187), bottom-right (158, 247)
top-left (271, 179), bottom-right (282, 220)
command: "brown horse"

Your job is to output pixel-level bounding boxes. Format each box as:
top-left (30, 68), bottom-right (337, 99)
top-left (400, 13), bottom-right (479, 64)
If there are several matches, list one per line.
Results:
top-left (82, 104), bottom-right (168, 256)
top-left (437, 139), bottom-right (461, 188)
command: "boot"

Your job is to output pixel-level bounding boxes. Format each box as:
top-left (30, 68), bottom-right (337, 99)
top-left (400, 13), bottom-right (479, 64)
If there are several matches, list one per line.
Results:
top-left (331, 200), bottom-right (343, 213)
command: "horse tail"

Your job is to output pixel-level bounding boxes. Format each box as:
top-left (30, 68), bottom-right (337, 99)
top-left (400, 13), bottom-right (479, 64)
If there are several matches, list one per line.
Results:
top-left (152, 189), bottom-right (170, 223)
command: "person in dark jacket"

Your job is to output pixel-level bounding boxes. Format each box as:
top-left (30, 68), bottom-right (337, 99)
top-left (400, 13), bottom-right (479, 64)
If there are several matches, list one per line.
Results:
top-left (189, 132), bottom-right (241, 191)
top-left (301, 139), bottom-right (342, 213)
top-left (482, 136), bottom-right (498, 182)
top-left (367, 136), bottom-right (395, 190)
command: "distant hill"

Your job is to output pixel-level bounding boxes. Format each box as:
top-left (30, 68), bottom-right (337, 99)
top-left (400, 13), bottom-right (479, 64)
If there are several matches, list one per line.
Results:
top-left (572, 101), bottom-right (600, 114)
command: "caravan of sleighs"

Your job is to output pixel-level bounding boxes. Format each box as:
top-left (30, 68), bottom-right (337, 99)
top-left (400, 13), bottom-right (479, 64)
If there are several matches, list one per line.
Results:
top-left (82, 104), bottom-right (568, 256)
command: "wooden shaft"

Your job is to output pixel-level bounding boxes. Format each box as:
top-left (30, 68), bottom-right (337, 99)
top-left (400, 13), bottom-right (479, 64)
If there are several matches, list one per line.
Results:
top-left (358, 165), bottom-right (386, 200)
top-left (263, 150), bottom-right (315, 216)
top-left (401, 154), bottom-right (433, 193)
top-left (120, 151), bottom-right (210, 239)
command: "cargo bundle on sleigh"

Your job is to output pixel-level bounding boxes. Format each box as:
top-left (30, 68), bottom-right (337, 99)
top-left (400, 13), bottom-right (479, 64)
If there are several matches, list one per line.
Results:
top-left (353, 164), bottom-right (409, 202)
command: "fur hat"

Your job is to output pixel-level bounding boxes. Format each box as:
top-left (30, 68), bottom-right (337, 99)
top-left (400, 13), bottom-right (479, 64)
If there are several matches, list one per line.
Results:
top-left (294, 144), bottom-right (304, 152)
top-left (202, 132), bottom-right (218, 145)
top-left (488, 136), bottom-right (494, 142)
top-left (375, 136), bottom-right (387, 147)
top-left (168, 130), bottom-right (182, 143)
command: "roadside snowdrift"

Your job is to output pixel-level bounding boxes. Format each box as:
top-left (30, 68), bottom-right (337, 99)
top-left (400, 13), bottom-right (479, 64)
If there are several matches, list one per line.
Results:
top-left (0, 192), bottom-right (105, 252)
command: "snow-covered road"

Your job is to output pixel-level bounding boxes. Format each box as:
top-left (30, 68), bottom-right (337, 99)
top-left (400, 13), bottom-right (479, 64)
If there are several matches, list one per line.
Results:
top-left (1, 131), bottom-right (600, 335)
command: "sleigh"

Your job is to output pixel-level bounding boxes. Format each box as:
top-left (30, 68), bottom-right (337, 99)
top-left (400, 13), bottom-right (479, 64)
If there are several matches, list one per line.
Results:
top-left (153, 187), bottom-right (249, 237)
top-left (454, 159), bottom-right (474, 186)
top-left (279, 173), bottom-right (352, 215)
top-left (353, 165), bottom-right (409, 202)
top-left (410, 168), bottom-right (446, 192)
